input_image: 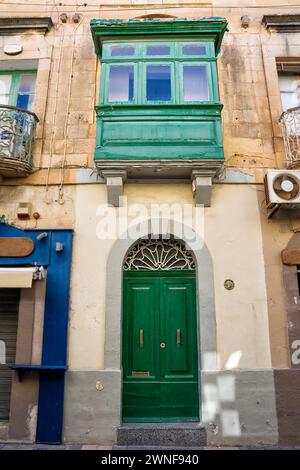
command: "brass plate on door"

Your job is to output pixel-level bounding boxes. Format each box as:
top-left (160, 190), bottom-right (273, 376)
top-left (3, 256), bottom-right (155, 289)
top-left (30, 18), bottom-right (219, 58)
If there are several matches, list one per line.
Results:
top-left (132, 371), bottom-right (150, 378)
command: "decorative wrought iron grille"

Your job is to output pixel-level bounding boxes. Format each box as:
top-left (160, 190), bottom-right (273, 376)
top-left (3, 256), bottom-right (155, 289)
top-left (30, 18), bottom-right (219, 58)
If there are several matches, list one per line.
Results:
top-left (0, 105), bottom-right (38, 170)
top-left (123, 238), bottom-right (195, 271)
top-left (279, 106), bottom-right (300, 167)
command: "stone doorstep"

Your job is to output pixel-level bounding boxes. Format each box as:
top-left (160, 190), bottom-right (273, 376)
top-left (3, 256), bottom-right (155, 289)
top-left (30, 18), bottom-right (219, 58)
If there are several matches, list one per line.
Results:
top-left (113, 445), bottom-right (300, 450)
top-left (117, 423), bottom-right (207, 448)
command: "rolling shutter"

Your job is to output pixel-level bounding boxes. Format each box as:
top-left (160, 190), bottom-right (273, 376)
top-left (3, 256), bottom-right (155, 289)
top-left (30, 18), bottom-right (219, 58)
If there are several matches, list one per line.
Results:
top-left (0, 288), bottom-right (20, 420)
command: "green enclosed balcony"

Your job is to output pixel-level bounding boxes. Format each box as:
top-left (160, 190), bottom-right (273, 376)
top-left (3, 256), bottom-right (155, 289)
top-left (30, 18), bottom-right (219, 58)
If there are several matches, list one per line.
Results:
top-left (90, 18), bottom-right (227, 205)
top-left (0, 105), bottom-right (38, 178)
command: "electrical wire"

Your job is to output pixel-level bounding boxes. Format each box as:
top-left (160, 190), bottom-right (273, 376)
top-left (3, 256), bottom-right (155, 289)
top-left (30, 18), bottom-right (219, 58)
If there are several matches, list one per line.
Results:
top-left (44, 20), bottom-right (65, 203)
top-left (57, 10), bottom-right (85, 204)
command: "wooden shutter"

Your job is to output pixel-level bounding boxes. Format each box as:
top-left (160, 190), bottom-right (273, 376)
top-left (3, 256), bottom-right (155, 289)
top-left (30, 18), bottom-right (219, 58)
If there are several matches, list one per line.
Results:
top-left (0, 288), bottom-right (20, 420)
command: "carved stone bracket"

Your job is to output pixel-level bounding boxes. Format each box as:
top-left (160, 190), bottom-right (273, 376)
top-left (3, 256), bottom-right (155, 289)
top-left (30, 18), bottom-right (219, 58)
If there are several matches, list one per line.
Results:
top-left (101, 170), bottom-right (127, 207)
top-left (191, 169), bottom-right (216, 207)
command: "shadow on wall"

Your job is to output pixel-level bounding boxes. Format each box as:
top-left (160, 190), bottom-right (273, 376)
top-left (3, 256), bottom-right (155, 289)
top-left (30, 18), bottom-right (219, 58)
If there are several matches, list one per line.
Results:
top-left (202, 351), bottom-right (278, 446)
top-left (202, 351), bottom-right (243, 438)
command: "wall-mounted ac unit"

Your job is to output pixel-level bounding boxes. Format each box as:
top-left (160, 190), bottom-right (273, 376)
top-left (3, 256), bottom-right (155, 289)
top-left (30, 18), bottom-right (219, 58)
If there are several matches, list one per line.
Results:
top-left (264, 170), bottom-right (300, 217)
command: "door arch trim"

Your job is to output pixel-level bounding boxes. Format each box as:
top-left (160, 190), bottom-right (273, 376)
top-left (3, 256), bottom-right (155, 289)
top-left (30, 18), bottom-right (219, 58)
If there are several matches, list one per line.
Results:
top-left (105, 218), bottom-right (217, 377)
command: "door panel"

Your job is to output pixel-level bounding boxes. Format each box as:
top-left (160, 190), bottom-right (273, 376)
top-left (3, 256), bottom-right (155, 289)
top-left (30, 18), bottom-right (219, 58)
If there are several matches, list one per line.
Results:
top-left (123, 382), bottom-right (160, 419)
top-left (123, 278), bottom-right (161, 420)
top-left (123, 278), bottom-right (159, 379)
top-left (160, 280), bottom-right (197, 378)
top-left (122, 271), bottom-right (199, 422)
top-left (160, 277), bottom-right (199, 419)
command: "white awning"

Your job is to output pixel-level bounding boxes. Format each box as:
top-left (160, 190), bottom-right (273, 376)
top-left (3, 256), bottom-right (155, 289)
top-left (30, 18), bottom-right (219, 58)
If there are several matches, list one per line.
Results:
top-left (0, 267), bottom-right (36, 288)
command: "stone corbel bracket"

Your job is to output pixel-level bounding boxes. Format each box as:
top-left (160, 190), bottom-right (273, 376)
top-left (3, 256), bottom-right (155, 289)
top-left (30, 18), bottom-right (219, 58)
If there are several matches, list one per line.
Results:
top-left (191, 169), bottom-right (215, 207)
top-left (101, 170), bottom-right (127, 207)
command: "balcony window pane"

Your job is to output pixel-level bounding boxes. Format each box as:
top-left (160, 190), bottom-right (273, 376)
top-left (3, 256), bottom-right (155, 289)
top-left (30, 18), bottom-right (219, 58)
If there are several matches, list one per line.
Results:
top-left (279, 75), bottom-right (300, 112)
top-left (16, 94), bottom-right (35, 110)
top-left (0, 75), bottom-right (12, 105)
top-left (19, 74), bottom-right (36, 93)
top-left (109, 65), bottom-right (134, 102)
top-left (111, 46), bottom-right (135, 57)
top-left (183, 65), bottom-right (209, 101)
top-left (146, 45), bottom-right (170, 56)
top-left (146, 65), bottom-right (171, 101)
top-left (16, 74), bottom-right (36, 111)
top-left (182, 44), bottom-right (206, 56)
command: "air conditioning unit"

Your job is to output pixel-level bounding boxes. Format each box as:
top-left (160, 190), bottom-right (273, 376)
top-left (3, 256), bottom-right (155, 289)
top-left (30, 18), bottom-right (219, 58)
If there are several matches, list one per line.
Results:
top-left (264, 170), bottom-right (300, 216)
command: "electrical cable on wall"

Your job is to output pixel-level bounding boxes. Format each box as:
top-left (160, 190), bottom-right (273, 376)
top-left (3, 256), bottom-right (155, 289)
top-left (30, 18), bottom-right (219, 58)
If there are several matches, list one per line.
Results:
top-left (57, 11), bottom-right (85, 205)
top-left (44, 19), bottom-right (65, 204)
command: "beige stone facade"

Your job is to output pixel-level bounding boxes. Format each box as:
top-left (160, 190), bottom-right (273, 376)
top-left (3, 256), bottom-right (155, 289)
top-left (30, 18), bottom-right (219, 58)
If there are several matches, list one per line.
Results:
top-left (0, 0), bottom-right (300, 447)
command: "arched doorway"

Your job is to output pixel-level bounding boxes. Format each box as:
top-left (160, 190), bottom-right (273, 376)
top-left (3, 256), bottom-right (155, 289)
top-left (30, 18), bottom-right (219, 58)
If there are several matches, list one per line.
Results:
top-left (122, 238), bottom-right (199, 422)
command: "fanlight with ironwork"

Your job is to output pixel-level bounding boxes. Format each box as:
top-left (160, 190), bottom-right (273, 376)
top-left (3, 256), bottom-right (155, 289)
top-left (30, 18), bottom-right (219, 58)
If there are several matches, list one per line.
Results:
top-left (123, 238), bottom-right (195, 271)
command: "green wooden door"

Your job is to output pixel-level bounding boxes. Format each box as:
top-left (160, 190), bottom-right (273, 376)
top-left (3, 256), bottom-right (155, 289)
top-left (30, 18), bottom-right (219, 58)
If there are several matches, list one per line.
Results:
top-left (122, 270), bottom-right (199, 422)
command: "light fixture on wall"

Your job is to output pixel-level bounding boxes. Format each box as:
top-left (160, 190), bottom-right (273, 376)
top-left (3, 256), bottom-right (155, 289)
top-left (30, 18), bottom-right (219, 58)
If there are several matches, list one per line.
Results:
top-left (241, 15), bottom-right (250, 28)
top-left (72, 13), bottom-right (81, 23)
top-left (60, 13), bottom-right (68, 23)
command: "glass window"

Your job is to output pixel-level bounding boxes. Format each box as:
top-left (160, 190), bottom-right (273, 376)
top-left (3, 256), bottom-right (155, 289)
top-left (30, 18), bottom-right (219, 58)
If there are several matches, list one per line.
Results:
top-left (182, 44), bottom-right (206, 56)
top-left (279, 74), bottom-right (300, 111)
top-left (16, 74), bottom-right (36, 111)
top-left (146, 65), bottom-right (171, 102)
top-left (183, 65), bottom-right (209, 101)
top-left (0, 75), bottom-right (12, 105)
top-left (146, 45), bottom-right (170, 56)
top-left (110, 46), bottom-right (135, 57)
top-left (102, 41), bottom-right (215, 105)
top-left (0, 72), bottom-right (36, 110)
top-left (108, 65), bottom-right (134, 102)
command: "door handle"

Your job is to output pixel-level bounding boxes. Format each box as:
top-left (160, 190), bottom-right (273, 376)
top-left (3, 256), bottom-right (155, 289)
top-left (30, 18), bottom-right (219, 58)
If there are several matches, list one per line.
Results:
top-left (177, 329), bottom-right (181, 347)
top-left (139, 329), bottom-right (144, 348)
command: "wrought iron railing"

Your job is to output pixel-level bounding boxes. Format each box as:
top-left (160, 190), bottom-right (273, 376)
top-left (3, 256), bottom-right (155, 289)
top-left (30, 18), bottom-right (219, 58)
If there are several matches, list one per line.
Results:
top-left (0, 105), bottom-right (39, 175)
top-left (279, 106), bottom-right (300, 168)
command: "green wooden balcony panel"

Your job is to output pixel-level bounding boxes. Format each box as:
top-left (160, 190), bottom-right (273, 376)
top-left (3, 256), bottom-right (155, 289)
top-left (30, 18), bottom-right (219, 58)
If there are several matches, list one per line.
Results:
top-left (95, 104), bottom-right (224, 161)
top-left (91, 18), bottom-right (227, 167)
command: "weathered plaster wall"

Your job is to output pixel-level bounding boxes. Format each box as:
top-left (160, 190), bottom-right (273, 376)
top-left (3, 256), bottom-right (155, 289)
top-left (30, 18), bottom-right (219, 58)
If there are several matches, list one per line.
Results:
top-left (0, 185), bottom-right (76, 229)
top-left (257, 190), bottom-right (292, 369)
top-left (1, 0), bottom-right (300, 446)
top-left (1, 1), bottom-right (300, 188)
top-left (0, 182), bottom-right (275, 370)
top-left (202, 369), bottom-right (278, 446)
top-left (67, 183), bottom-right (272, 370)
top-left (207, 184), bottom-right (271, 369)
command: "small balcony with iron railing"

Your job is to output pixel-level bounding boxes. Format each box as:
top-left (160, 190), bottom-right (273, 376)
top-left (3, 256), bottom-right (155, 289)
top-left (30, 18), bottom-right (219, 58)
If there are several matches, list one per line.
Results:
top-left (279, 106), bottom-right (300, 168)
top-left (0, 105), bottom-right (39, 178)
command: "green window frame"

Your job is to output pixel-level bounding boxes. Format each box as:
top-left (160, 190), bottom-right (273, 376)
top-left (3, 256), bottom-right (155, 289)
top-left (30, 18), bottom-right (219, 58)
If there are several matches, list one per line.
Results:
top-left (100, 40), bottom-right (218, 105)
top-left (0, 70), bottom-right (37, 111)
top-left (142, 62), bottom-right (175, 104)
top-left (104, 62), bottom-right (138, 104)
